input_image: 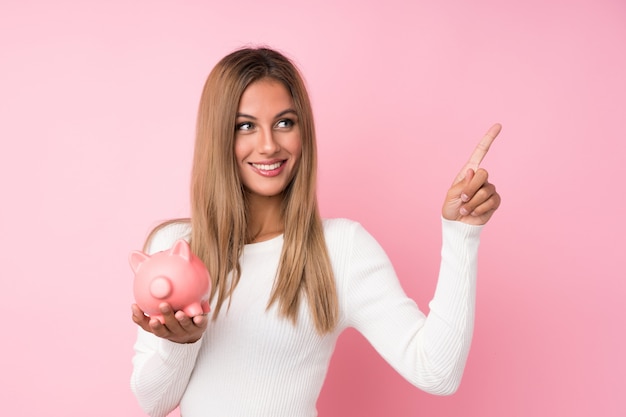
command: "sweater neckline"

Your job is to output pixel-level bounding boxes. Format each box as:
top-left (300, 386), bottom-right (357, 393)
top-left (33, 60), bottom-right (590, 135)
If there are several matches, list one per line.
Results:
top-left (243, 233), bottom-right (284, 253)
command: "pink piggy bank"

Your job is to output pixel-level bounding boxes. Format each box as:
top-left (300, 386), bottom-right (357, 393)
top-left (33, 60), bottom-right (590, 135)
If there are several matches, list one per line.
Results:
top-left (129, 239), bottom-right (211, 323)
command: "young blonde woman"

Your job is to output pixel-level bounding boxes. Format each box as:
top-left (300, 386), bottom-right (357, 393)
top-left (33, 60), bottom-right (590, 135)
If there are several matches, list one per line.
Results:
top-left (130, 47), bottom-right (501, 417)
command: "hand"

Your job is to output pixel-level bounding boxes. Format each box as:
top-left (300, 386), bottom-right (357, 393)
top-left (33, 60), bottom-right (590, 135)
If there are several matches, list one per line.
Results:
top-left (442, 123), bottom-right (502, 225)
top-left (131, 303), bottom-right (208, 344)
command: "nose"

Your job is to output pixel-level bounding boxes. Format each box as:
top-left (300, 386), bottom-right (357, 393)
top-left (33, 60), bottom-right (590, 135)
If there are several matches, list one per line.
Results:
top-left (257, 126), bottom-right (280, 154)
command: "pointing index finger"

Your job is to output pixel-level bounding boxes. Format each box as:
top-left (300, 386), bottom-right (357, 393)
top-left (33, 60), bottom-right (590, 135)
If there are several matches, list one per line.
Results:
top-left (454, 123), bottom-right (501, 183)
top-left (467, 123), bottom-right (501, 168)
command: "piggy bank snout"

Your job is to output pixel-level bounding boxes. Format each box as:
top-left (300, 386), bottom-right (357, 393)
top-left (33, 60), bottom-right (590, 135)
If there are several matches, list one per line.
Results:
top-left (150, 276), bottom-right (173, 299)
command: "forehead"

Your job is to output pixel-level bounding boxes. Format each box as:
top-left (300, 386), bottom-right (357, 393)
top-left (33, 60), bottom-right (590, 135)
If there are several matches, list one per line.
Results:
top-left (238, 78), bottom-right (294, 114)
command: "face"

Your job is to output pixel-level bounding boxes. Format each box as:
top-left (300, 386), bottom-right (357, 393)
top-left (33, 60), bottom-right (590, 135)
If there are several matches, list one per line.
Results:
top-left (234, 78), bottom-right (302, 199)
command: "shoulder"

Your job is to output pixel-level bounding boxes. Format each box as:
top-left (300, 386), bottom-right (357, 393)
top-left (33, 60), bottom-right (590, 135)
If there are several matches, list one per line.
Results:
top-left (321, 218), bottom-right (395, 302)
top-left (321, 217), bottom-right (384, 258)
top-left (322, 217), bottom-right (379, 242)
top-left (145, 220), bottom-right (192, 254)
top-left (322, 217), bottom-right (361, 240)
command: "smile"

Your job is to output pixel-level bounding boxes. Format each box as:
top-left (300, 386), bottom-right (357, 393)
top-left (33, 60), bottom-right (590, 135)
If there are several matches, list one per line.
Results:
top-left (251, 161), bottom-right (284, 171)
top-left (248, 160), bottom-right (287, 177)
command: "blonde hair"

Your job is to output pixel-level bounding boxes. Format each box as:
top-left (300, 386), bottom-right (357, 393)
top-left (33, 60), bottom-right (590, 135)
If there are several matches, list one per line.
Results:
top-left (153, 47), bottom-right (338, 334)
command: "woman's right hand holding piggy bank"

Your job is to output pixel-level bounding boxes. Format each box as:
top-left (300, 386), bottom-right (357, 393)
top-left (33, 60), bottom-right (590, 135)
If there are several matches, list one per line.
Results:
top-left (131, 302), bottom-right (208, 344)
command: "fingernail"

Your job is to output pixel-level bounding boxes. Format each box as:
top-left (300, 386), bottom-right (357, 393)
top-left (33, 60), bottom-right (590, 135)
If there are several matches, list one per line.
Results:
top-left (460, 207), bottom-right (469, 216)
top-left (461, 194), bottom-right (469, 202)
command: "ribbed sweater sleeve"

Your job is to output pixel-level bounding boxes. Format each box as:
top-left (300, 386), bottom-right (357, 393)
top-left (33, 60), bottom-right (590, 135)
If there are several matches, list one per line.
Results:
top-left (343, 218), bottom-right (482, 395)
top-left (130, 222), bottom-right (202, 417)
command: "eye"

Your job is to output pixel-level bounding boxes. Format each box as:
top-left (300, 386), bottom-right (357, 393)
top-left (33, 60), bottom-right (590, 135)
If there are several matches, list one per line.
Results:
top-left (236, 121), bottom-right (254, 131)
top-left (275, 119), bottom-right (294, 129)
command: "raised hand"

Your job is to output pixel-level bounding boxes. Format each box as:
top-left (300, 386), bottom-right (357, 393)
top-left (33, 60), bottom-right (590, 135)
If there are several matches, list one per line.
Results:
top-left (442, 123), bottom-right (502, 225)
top-left (131, 302), bottom-right (208, 344)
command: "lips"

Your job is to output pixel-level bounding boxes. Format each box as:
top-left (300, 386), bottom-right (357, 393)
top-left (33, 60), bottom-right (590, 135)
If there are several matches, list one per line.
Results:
top-left (249, 160), bottom-right (286, 177)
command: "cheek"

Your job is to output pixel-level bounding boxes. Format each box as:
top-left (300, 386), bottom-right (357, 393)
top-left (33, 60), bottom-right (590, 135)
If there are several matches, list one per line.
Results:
top-left (289, 137), bottom-right (304, 178)
top-left (292, 143), bottom-right (303, 161)
top-left (288, 132), bottom-right (303, 161)
top-left (234, 139), bottom-right (247, 163)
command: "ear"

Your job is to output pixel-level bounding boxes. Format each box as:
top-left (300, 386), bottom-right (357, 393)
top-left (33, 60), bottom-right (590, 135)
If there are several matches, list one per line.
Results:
top-left (170, 239), bottom-right (191, 261)
top-left (129, 251), bottom-right (150, 273)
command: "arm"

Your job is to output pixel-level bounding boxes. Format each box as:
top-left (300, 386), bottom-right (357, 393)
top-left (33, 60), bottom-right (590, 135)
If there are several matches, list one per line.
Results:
top-left (129, 222), bottom-right (206, 416)
top-left (346, 124), bottom-right (501, 394)
top-left (344, 219), bottom-right (481, 395)
top-left (131, 329), bottom-right (204, 416)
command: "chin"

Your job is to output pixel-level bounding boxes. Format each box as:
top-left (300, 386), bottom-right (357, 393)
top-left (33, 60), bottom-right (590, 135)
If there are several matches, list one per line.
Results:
top-left (245, 186), bottom-right (288, 199)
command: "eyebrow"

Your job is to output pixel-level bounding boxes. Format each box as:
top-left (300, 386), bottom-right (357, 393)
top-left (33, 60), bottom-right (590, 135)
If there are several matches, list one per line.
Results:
top-left (236, 109), bottom-right (298, 120)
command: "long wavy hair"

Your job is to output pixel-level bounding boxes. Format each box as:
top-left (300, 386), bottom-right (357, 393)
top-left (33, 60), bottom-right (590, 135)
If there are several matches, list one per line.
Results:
top-left (162, 47), bottom-right (338, 334)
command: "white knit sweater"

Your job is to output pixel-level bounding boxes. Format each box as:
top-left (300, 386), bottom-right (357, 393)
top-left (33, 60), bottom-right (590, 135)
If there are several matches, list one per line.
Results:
top-left (131, 218), bottom-right (482, 417)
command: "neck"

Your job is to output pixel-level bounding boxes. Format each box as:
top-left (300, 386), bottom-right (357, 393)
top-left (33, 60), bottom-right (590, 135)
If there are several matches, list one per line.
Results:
top-left (246, 192), bottom-right (285, 243)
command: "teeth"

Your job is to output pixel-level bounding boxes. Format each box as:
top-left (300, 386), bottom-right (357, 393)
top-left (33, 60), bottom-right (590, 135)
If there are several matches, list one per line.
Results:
top-left (252, 162), bottom-right (282, 171)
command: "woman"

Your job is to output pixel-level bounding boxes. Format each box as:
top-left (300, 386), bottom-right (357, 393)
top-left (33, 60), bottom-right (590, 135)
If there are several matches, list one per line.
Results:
top-left (130, 47), bottom-right (501, 417)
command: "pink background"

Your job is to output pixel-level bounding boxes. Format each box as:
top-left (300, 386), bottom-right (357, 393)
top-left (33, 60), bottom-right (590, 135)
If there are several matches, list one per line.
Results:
top-left (1, 0), bottom-right (624, 415)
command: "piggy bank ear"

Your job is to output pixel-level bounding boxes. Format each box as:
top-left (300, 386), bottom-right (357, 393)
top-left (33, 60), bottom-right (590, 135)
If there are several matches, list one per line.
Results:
top-left (170, 239), bottom-right (191, 261)
top-left (129, 251), bottom-right (150, 273)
